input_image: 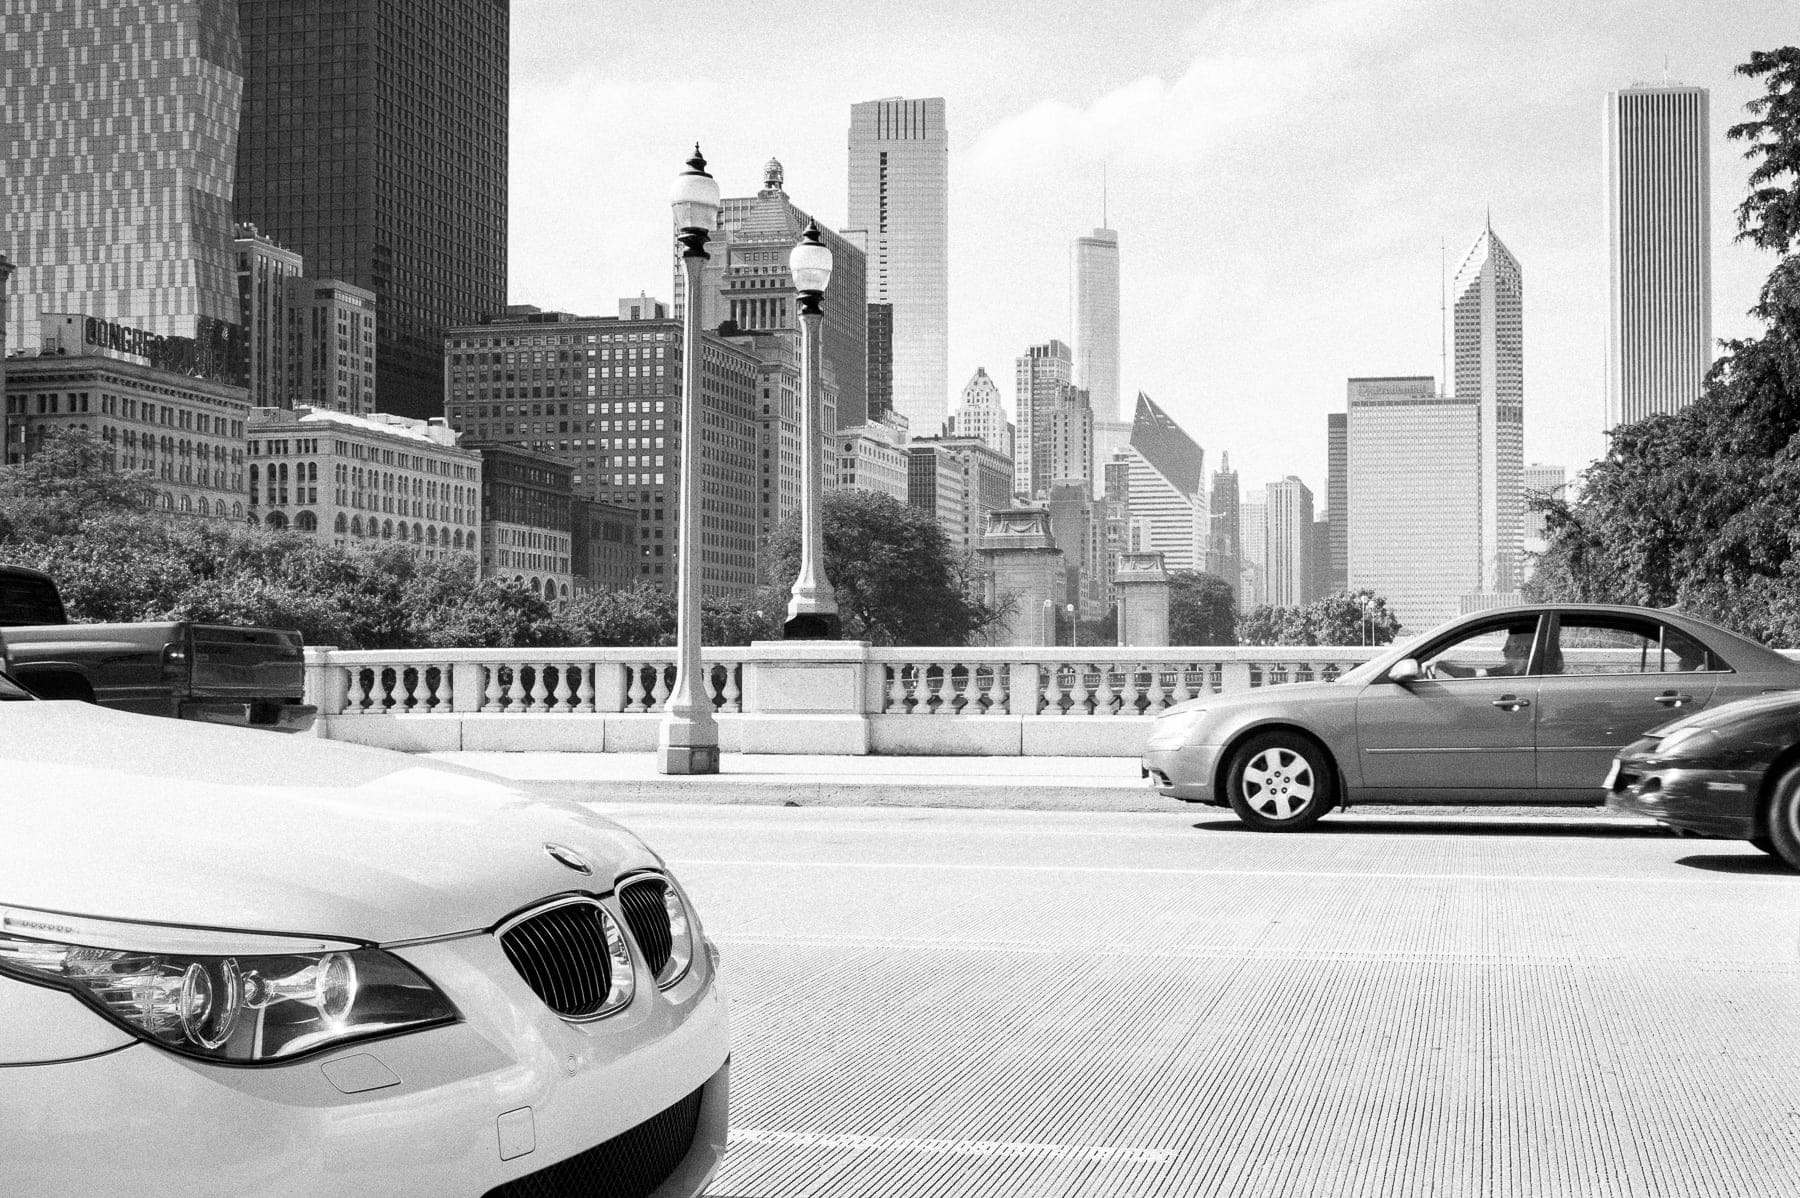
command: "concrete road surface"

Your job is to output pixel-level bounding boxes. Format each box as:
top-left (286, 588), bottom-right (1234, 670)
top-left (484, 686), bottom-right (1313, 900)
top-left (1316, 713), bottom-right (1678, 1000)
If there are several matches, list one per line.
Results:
top-left (588, 803), bottom-right (1800, 1198)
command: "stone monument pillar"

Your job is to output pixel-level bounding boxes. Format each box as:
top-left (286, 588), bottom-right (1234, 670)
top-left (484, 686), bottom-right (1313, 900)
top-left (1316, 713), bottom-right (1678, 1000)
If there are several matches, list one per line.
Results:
top-left (978, 507), bottom-right (1064, 647)
top-left (1115, 550), bottom-right (1171, 647)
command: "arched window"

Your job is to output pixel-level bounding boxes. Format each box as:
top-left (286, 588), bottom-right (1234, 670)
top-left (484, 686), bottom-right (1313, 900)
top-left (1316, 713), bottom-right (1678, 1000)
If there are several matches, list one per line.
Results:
top-left (350, 516), bottom-right (363, 537)
top-left (179, 494), bottom-right (193, 513)
top-left (452, 529), bottom-right (464, 550)
top-left (381, 519), bottom-right (393, 540)
top-left (528, 576), bottom-right (541, 596)
top-left (334, 513), bottom-right (348, 534)
top-left (295, 510), bottom-right (317, 533)
top-left (159, 492), bottom-right (175, 511)
top-left (233, 502), bottom-right (244, 520)
top-left (396, 522), bottom-right (409, 542)
top-left (559, 583), bottom-right (570, 600)
top-left (413, 522), bottom-right (423, 543)
top-left (265, 510), bottom-right (288, 530)
top-left (248, 464), bottom-right (259, 501)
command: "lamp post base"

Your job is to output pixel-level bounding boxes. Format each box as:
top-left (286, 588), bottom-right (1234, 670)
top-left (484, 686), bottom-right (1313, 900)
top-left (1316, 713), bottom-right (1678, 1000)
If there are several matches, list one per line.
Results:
top-left (782, 611), bottom-right (842, 640)
top-left (657, 743), bottom-right (720, 775)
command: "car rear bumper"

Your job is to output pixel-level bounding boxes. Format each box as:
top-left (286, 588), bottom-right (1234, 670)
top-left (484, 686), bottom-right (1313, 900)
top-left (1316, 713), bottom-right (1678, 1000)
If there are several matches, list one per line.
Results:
top-left (5, 936), bottom-right (731, 1197)
top-left (179, 699), bottom-right (318, 733)
top-left (1604, 759), bottom-right (1760, 839)
top-left (1142, 743), bottom-right (1225, 803)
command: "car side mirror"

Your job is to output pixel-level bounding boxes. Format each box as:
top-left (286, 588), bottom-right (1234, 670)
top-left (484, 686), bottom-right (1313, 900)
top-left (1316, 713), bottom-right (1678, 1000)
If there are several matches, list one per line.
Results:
top-left (1388, 658), bottom-right (1422, 684)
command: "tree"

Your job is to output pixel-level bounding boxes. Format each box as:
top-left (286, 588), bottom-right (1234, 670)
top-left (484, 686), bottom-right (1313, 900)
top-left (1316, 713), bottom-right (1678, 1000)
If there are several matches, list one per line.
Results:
top-left (1233, 590), bottom-right (1400, 646)
top-left (0, 428), bottom-right (156, 541)
top-left (1303, 590), bottom-right (1402, 646)
top-left (1168, 570), bottom-right (1237, 645)
top-left (760, 489), bottom-right (1003, 645)
top-left (1532, 48), bottom-right (1800, 644)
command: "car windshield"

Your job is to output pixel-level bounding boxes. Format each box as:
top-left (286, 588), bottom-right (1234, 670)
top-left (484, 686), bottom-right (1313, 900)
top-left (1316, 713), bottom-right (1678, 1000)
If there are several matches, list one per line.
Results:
top-left (0, 671), bottom-right (35, 701)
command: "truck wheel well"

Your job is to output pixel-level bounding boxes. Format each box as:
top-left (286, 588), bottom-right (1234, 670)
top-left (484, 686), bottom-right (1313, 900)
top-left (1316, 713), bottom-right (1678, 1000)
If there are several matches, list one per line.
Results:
top-left (15, 668), bottom-right (96, 703)
top-left (1215, 724), bottom-right (1344, 809)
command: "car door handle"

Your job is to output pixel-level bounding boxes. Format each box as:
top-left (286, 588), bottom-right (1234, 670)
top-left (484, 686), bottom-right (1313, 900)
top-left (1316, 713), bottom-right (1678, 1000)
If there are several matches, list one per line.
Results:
top-left (1491, 696), bottom-right (1531, 711)
top-left (1653, 692), bottom-right (1693, 707)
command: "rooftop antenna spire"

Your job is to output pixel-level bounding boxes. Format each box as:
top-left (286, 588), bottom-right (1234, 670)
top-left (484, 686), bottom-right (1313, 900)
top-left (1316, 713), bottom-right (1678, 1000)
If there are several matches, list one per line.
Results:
top-left (1439, 236), bottom-right (1447, 398)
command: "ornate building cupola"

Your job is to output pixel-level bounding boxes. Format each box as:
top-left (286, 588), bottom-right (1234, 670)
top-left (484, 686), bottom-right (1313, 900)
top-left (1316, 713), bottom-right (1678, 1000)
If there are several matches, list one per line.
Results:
top-left (761, 157), bottom-right (785, 197)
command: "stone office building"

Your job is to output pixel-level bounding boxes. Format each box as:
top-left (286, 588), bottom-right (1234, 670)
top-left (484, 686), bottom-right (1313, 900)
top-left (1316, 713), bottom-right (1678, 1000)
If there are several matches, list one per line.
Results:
top-left (5, 314), bottom-right (249, 519)
top-left (246, 405), bottom-right (480, 557)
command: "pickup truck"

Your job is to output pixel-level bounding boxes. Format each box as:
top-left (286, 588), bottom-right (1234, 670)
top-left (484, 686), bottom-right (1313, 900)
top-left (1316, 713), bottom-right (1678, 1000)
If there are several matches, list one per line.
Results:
top-left (0, 563), bottom-right (317, 732)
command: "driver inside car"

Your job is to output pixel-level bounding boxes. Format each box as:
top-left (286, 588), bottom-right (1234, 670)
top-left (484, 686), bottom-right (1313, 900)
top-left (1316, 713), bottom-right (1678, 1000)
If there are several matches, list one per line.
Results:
top-left (1431, 628), bottom-right (1534, 679)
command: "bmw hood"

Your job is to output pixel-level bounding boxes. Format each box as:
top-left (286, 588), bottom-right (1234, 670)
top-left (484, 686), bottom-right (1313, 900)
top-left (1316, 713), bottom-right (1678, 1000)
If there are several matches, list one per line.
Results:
top-left (0, 703), bottom-right (659, 943)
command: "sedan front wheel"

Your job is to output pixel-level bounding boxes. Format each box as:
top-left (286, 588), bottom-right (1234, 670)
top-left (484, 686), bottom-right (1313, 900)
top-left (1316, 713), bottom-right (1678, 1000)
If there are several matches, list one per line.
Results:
top-left (1225, 731), bottom-right (1336, 832)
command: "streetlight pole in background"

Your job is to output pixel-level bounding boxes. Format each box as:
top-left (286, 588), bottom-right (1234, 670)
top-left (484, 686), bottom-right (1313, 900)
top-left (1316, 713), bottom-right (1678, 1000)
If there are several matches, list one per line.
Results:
top-left (658, 146), bottom-right (721, 776)
top-left (783, 219), bottom-right (840, 639)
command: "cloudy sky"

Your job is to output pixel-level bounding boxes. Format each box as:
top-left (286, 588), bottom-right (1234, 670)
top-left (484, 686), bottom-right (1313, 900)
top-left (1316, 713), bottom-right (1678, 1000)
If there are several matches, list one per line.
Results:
top-left (509, 0), bottom-right (1793, 499)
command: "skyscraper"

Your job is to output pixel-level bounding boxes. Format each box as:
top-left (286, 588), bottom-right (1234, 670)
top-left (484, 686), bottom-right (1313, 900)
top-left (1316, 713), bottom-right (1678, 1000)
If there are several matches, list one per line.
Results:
top-left (1208, 453), bottom-right (1240, 594)
top-left (1325, 412), bottom-right (1348, 592)
top-left (948, 367), bottom-right (1014, 460)
top-left (1452, 221), bottom-right (1524, 594)
top-left (1605, 84), bottom-right (1713, 428)
top-left (1013, 340), bottom-right (1073, 497)
top-left (1121, 392), bottom-right (1208, 572)
top-left (1345, 375), bottom-right (1480, 631)
top-left (847, 97), bottom-right (949, 434)
top-left (234, 225), bottom-right (303, 408)
top-left (235, 0), bottom-right (509, 421)
top-left (1073, 228), bottom-right (1120, 420)
top-left (691, 159), bottom-right (868, 428)
top-left (1264, 476), bottom-right (1315, 608)
top-left (3, 1), bottom-right (244, 353)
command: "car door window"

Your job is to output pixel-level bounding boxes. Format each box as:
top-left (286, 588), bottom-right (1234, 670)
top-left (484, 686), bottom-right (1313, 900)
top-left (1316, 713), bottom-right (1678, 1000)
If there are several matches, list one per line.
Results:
top-left (1420, 618), bottom-right (1539, 680)
top-left (1548, 616), bottom-right (1723, 675)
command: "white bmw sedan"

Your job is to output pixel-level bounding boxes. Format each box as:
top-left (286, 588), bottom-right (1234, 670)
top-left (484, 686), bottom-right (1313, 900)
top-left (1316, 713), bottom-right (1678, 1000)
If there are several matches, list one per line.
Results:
top-left (0, 670), bottom-right (728, 1197)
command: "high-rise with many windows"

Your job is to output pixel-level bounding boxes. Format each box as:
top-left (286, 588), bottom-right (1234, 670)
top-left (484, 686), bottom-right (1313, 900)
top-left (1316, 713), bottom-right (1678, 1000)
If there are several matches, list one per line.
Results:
top-left (1452, 220), bottom-right (1524, 595)
top-left (1263, 476), bottom-right (1315, 608)
top-left (443, 305), bottom-right (760, 595)
top-left (3, 1), bottom-right (244, 357)
top-left (1119, 392), bottom-right (1208, 573)
top-left (235, 0), bottom-right (509, 421)
top-left (1073, 228), bottom-right (1120, 421)
top-left (1604, 84), bottom-right (1712, 429)
top-left (847, 97), bottom-right (949, 435)
top-left (1013, 340), bottom-right (1072, 498)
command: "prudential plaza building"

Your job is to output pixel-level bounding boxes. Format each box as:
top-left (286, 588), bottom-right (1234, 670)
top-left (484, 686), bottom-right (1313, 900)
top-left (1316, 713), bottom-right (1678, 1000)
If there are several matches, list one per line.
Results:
top-left (847, 98), bottom-right (949, 435)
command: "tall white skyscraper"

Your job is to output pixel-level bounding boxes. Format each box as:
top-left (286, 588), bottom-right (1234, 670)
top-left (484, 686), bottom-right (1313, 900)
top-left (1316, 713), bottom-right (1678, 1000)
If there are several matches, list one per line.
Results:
top-left (1264, 476), bottom-right (1315, 608)
top-left (1605, 84), bottom-right (1713, 429)
top-left (847, 97), bottom-right (949, 435)
top-left (1073, 228), bottom-right (1120, 419)
top-left (1452, 220), bottom-right (1524, 595)
top-left (1013, 339), bottom-right (1072, 497)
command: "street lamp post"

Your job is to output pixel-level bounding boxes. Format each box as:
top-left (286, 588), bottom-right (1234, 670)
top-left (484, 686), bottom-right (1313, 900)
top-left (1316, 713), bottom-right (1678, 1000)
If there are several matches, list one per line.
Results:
top-left (658, 146), bottom-right (721, 776)
top-left (783, 219), bottom-right (840, 639)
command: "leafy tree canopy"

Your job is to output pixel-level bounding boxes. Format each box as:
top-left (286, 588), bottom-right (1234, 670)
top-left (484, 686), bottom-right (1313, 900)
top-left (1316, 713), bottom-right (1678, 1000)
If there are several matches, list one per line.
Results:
top-left (761, 488), bottom-right (1003, 645)
top-left (1236, 590), bottom-right (1401, 647)
top-left (1168, 570), bottom-right (1238, 645)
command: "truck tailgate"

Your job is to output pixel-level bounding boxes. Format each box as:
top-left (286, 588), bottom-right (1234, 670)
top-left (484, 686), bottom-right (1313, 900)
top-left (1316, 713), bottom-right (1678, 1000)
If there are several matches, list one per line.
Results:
top-left (189, 624), bottom-right (306, 698)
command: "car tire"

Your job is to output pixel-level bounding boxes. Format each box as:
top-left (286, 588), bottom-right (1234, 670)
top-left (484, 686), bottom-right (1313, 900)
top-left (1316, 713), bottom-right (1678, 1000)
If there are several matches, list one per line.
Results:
top-left (1224, 731), bottom-right (1336, 832)
top-left (1762, 766), bottom-right (1800, 871)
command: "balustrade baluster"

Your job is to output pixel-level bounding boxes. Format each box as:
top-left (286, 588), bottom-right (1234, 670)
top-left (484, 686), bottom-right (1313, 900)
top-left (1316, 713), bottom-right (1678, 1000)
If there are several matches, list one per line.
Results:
top-left (649, 664), bottom-right (671, 711)
top-left (574, 665), bottom-right (595, 712)
top-left (721, 665), bottom-right (742, 713)
top-left (1065, 660), bottom-right (1089, 716)
top-left (550, 664), bottom-right (572, 712)
top-left (481, 664), bottom-right (501, 712)
top-left (431, 666), bottom-right (449, 712)
top-left (625, 664), bottom-right (647, 712)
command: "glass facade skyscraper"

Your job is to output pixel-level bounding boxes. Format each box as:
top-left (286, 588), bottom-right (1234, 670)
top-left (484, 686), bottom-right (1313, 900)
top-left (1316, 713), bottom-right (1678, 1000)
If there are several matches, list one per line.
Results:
top-left (3, 1), bottom-right (243, 352)
top-left (847, 97), bottom-right (949, 436)
top-left (1451, 221), bottom-right (1524, 594)
top-left (235, 0), bottom-right (509, 421)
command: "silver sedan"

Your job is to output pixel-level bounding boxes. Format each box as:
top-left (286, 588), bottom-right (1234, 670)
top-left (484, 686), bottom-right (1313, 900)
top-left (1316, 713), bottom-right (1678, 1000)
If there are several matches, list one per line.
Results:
top-left (1143, 604), bottom-right (1800, 830)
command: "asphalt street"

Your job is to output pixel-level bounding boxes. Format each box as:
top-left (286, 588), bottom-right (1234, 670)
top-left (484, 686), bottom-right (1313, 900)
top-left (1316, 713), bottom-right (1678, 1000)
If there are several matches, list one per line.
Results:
top-left (586, 802), bottom-right (1800, 1198)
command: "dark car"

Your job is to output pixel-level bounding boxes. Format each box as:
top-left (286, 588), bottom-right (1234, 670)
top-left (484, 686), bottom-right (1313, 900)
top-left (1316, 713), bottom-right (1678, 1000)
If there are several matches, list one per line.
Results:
top-left (1144, 604), bottom-right (1800, 830)
top-left (1607, 690), bottom-right (1800, 867)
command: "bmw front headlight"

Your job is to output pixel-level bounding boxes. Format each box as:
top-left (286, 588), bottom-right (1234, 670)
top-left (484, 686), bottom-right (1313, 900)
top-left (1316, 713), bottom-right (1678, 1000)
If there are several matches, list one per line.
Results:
top-left (0, 906), bottom-right (456, 1064)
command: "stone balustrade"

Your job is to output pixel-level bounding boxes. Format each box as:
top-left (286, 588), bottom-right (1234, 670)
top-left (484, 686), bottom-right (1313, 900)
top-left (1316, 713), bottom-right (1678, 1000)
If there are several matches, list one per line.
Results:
top-left (303, 642), bottom-right (1383, 756)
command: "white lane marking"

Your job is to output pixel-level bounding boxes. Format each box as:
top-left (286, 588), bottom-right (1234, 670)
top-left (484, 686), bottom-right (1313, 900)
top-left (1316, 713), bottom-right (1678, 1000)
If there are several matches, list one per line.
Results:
top-left (728, 1129), bottom-right (1176, 1166)
top-left (680, 858), bottom-right (1795, 886)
